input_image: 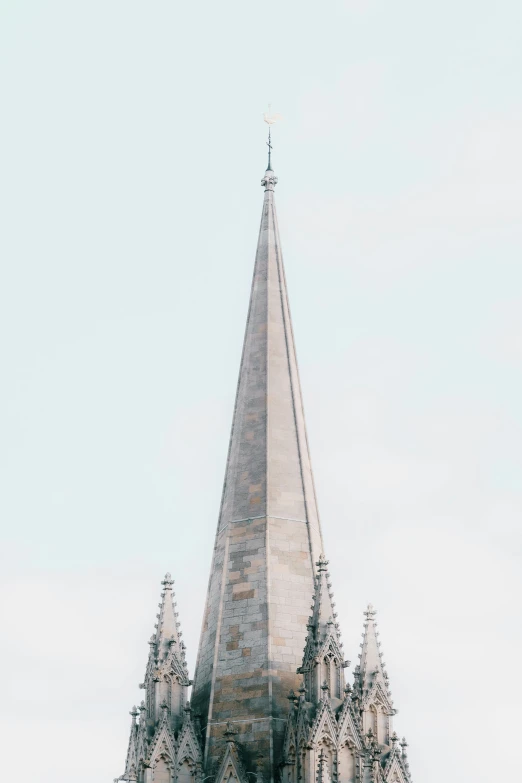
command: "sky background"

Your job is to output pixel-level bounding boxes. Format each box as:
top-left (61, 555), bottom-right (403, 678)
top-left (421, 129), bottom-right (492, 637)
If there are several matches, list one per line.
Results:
top-left (1, 1), bottom-right (521, 781)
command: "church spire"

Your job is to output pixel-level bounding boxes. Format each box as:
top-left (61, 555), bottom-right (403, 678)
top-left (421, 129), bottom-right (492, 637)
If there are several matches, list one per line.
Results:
top-left (211, 141), bottom-right (322, 544)
top-left (192, 149), bottom-right (325, 782)
top-left (117, 135), bottom-right (416, 783)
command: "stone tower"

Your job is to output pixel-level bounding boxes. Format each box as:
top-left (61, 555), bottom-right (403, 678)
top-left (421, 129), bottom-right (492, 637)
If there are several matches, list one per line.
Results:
top-left (116, 154), bottom-right (414, 783)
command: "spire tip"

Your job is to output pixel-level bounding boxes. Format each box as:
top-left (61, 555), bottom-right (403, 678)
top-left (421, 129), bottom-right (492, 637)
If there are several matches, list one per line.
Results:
top-left (161, 572), bottom-right (174, 589)
top-left (263, 105), bottom-right (281, 176)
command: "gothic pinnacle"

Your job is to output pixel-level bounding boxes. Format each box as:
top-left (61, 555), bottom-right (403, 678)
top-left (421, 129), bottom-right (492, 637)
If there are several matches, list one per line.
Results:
top-left (117, 571), bottom-right (197, 781)
top-left (358, 603), bottom-right (392, 698)
top-left (152, 572), bottom-right (187, 673)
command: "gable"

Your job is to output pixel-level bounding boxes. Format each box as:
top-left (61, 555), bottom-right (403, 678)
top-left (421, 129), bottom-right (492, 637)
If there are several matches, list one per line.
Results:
top-left (363, 680), bottom-right (393, 714)
top-left (148, 722), bottom-right (176, 768)
top-left (316, 634), bottom-right (344, 665)
top-left (177, 718), bottom-right (202, 765)
top-left (336, 702), bottom-right (363, 751)
top-left (383, 754), bottom-right (408, 783)
top-left (309, 701), bottom-right (338, 746)
top-left (214, 743), bottom-right (246, 783)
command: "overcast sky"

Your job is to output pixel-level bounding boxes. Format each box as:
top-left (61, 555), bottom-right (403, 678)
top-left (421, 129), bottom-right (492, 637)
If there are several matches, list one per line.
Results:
top-left (1, 2), bottom-right (521, 782)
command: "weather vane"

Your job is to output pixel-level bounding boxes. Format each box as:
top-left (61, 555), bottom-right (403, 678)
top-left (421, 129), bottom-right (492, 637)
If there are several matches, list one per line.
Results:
top-left (263, 104), bottom-right (282, 170)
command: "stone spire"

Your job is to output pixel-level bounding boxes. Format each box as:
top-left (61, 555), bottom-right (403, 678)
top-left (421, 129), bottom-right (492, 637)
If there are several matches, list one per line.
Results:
top-left (215, 158), bottom-right (322, 548)
top-left (153, 573), bottom-right (187, 673)
top-left (357, 605), bottom-right (390, 697)
top-left (192, 158), bottom-right (325, 781)
top-left (310, 554), bottom-right (339, 642)
top-left (355, 605), bottom-right (395, 747)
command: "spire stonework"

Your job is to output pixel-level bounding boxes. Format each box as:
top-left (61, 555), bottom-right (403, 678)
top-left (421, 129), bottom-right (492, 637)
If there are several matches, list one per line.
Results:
top-left (191, 157), bottom-right (324, 781)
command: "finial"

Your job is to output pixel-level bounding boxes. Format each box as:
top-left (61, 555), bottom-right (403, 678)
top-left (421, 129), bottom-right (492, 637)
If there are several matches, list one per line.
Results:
top-left (364, 603), bottom-right (376, 620)
top-left (263, 104), bottom-right (281, 172)
top-left (261, 105), bottom-right (279, 190)
top-left (365, 729), bottom-right (381, 759)
top-left (162, 572), bottom-right (174, 589)
top-left (267, 126), bottom-right (273, 171)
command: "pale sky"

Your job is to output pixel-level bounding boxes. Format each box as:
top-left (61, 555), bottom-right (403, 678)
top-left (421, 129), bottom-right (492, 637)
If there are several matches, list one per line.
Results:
top-left (1, 2), bottom-right (521, 782)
